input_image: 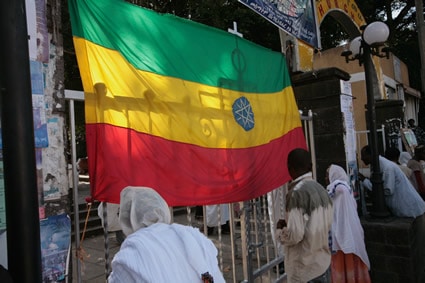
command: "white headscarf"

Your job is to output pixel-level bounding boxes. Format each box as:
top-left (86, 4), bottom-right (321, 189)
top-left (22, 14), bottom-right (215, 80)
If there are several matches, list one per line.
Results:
top-left (119, 186), bottom-right (171, 236)
top-left (326, 164), bottom-right (370, 269)
top-left (327, 164), bottom-right (351, 198)
top-left (328, 164), bottom-right (350, 184)
top-left (399, 151), bottom-right (412, 166)
top-left (110, 186), bottom-right (226, 283)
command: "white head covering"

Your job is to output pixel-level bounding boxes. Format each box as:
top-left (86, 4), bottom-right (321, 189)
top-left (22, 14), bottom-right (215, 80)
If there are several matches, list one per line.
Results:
top-left (325, 164), bottom-right (370, 269)
top-left (119, 186), bottom-right (171, 236)
top-left (399, 151), bottom-right (412, 166)
top-left (328, 164), bottom-right (350, 184)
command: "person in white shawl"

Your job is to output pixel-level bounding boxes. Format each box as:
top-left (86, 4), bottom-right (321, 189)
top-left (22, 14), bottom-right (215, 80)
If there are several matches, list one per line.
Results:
top-left (108, 186), bottom-right (225, 283)
top-left (326, 165), bottom-right (371, 283)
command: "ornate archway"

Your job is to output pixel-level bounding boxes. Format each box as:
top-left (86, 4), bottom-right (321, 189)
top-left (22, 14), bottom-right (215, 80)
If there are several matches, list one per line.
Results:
top-left (293, 0), bottom-right (366, 71)
top-left (316, 0), bottom-right (366, 34)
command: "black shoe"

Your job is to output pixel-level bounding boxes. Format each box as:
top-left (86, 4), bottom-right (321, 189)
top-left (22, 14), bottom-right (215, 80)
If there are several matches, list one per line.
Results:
top-left (207, 226), bottom-right (215, 236)
top-left (273, 262), bottom-right (285, 274)
top-left (115, 230), bottom-right (126, 245)
top-left (278, 262), bottom-right (285, 274)
top-left (195, 206), bottom-right (203, 220)
top-left (221, 222), bottom-right (230, 234)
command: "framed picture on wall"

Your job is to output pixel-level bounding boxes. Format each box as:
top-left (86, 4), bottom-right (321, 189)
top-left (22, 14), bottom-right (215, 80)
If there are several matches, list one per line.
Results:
top-left (400, 128), bottom-right (417, 156)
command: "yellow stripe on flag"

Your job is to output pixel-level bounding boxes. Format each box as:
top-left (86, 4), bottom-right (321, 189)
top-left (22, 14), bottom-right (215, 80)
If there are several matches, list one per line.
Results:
top-left (75, 37), bottom-right (301, 149)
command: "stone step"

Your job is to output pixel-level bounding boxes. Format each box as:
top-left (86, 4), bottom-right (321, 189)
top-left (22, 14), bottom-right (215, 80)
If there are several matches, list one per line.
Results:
top-left (70, 201), bottom-right (103, 239)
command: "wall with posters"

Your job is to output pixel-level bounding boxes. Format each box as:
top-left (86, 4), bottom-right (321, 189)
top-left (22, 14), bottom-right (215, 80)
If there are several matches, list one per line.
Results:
top-left (25, 0), bottom-right (68, 216)
top-left (0, 0), bottom-right (69, 274)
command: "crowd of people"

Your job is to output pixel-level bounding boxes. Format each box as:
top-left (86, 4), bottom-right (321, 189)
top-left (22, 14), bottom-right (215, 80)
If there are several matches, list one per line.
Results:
top-left (360, 145), bottom-right (425, 218)
top-left (103, 135), bottom-right (425, 282)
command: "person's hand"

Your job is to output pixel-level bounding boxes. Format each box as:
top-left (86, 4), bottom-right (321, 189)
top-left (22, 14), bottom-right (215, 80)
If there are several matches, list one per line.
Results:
top-left (276, 219), bottom-right (286, 229)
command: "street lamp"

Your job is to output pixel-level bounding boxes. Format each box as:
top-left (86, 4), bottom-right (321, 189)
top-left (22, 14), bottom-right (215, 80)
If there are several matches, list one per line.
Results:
top-left (341, 21), bottom-right (391, 218)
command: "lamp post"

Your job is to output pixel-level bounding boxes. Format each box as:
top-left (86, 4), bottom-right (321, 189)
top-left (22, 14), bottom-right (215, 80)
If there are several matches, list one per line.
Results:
top-left (341, 22), bottom-right (391, 218)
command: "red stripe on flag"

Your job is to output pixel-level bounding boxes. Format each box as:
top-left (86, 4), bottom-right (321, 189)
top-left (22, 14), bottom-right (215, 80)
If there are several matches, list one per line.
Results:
top-left (87, 124), bottom-right (306, 206)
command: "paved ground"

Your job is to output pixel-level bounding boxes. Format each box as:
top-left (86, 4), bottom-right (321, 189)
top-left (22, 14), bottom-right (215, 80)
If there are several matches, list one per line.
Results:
top-left (71, 233), bottom-right (120, 283)
top-left (71, 214), bottom-right (249, 282)
top-left (71, 182), bottom-right (286, 282)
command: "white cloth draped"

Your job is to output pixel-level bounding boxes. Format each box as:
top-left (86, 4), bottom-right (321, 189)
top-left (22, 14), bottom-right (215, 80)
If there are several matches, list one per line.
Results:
top-left (327, 165), bottom-right (370, 269)
top-left (205, 204), bottom-right (229, 227)
top-left (108, 223), bottom-right (225, 283)
top-left (108, 186), bottom-right (225, 282)
top-left (97, 202), bottom-right (121, 232)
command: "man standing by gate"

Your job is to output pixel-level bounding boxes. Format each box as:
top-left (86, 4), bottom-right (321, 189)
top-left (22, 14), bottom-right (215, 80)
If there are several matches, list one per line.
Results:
top-left (275, 148), bottom-right (333, 283)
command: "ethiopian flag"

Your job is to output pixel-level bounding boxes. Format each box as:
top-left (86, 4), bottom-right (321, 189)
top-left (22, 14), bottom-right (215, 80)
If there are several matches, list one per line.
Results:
top-left (69, 0), bottom-right (306, 206)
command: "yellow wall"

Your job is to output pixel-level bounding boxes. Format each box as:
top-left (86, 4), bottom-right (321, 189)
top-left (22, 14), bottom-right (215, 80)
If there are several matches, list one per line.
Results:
top-left (312, 46), bottom-right (413, 120)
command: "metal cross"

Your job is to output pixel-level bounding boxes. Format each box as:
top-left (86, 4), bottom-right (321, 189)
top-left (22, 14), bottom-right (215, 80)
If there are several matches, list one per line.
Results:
top-left (228, 21), bottom-right (243, 38)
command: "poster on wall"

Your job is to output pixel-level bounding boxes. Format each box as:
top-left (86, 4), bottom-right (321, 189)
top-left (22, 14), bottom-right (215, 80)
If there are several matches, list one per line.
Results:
top-left (340, 81), bottom-right (359, 199)
top-left (36, 149), bottom-right (46, 218)
top-left (238, 0), bottom-right (319, 48)
top-left (43, 172), bottom-right (61, 201)
top-left (0, 159), bottom-right (5, 231)
top-left (26, 0), bottom-right (37, 60)
top-left (0, 61), bottom-right (49, 150)
top-left (401, 128), bottom-right (417, 156)
top-left (0, 157), bottom-right (7, 268)
top-left (31, 60), bottom-right (49, 148)
top-left (340, 82), bottom-right (356, 162)
top-left (40, 214), bottom-right (71, 282)
top-left (26, 0), bottom-right (49, 62)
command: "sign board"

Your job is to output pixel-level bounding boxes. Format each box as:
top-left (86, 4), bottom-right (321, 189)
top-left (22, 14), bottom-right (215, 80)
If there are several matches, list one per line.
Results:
top-left (239, 0), bottom-right (319, 48)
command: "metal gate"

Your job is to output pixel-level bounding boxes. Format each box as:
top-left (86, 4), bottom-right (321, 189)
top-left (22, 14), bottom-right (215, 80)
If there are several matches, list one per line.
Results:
top-left (175, 111), bottom-right (315, 283)
top-left (66, 88), bottom-right (315, 283)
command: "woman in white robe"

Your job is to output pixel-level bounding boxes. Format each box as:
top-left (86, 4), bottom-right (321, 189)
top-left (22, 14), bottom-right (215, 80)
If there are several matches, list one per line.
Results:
top-left (108, 186), bottom-right (225, 283)
top-left (326, 164), bottom-right (371, 283)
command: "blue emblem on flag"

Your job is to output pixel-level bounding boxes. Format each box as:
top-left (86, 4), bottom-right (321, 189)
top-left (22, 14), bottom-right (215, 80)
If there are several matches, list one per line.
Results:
top-left (232, 96), bottom-right (255, 131)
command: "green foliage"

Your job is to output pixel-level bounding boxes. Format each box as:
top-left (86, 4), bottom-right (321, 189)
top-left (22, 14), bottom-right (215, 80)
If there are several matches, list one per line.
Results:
top-left (319, 0), bottom-right (423, 90)
top-left (126, 0), bottom-right (281, 51)
top-left (319, 16), bottom-right (349, 50)
top-left (356, 1), bottom-right (421, 89)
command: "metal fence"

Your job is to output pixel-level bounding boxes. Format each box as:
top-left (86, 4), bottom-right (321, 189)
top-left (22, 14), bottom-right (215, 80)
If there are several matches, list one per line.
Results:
top-left (173, 112), bottom-right (315, 283)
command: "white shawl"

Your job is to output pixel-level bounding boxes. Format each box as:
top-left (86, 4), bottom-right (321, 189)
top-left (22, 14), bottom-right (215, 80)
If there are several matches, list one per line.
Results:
top-left (108, 223), bottom-right (225, 283)
top-left (108, 186), bottom-right (225, 283)
top-left (327, 165), bottom-right (370, 269)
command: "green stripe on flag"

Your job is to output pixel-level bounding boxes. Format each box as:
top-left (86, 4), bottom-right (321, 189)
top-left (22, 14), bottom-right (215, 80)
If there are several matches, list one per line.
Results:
top-left (69, 0), bottom-right (290, 93)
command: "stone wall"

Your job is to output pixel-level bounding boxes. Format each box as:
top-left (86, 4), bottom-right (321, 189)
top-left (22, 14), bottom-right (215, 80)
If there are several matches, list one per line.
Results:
top-left (362, 215), bottom-right (425, 283)
top-left (292, 67), bottom-right (351, 186)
